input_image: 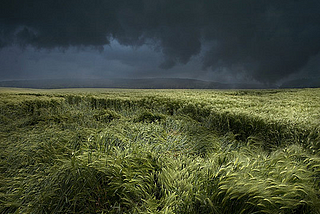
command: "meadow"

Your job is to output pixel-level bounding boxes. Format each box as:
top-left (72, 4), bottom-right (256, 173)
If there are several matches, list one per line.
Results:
top-left (0, 87), bottom-right (320, 213)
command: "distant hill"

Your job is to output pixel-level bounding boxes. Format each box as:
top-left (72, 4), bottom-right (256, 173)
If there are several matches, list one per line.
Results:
top-left (0, 78), bottom-right (271, 89)
top-left (280, 78), bottom-right (320, 88)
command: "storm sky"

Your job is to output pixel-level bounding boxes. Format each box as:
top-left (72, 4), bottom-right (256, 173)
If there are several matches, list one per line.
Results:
top-left (1, 0), bottom-right (320, 85)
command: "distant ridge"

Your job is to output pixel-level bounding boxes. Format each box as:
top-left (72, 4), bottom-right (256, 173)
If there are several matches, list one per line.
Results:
top-left (0, 78), bottom-right (271, 89)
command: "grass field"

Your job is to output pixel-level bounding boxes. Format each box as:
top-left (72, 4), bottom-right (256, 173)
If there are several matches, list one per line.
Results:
top-left (1, 87), bottom-right (320, 213)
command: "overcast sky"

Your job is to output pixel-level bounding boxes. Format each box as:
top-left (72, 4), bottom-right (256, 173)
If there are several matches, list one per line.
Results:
top-left (1, 0), bottom-right (320, 85)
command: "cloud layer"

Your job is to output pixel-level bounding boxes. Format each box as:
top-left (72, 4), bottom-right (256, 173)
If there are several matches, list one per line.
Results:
top-left (1, 0), bottom-right (320, 83)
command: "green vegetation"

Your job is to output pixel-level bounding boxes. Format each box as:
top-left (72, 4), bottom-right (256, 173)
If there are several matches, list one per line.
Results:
top-left (1, 87), bottom-right (320, 213)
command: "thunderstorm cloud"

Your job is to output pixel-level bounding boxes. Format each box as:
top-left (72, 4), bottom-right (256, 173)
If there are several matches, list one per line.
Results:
top-left (1, 0), bottom-right (320, 84)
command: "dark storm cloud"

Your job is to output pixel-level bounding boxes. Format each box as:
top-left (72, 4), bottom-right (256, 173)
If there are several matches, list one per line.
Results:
top-left (201, 1), bottom-right (320, 83)
top-left (1, 0), bottom-right (320, 83)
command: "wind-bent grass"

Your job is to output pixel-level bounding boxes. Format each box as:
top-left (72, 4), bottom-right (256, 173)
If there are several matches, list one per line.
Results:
top-left (1, 87), bottom-right (320, 213)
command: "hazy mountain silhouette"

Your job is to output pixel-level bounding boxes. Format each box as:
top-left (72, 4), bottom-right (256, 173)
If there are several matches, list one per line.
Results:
top-left (0, 78), bottom-right (276, 89)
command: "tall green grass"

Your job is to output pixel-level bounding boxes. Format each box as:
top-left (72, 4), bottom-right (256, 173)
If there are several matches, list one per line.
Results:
top-left (1, 88), bottom-right (320, 213)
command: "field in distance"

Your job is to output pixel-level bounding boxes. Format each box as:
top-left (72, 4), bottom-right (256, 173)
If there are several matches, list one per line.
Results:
top-left (1, 87), bottom-right (320, 213)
